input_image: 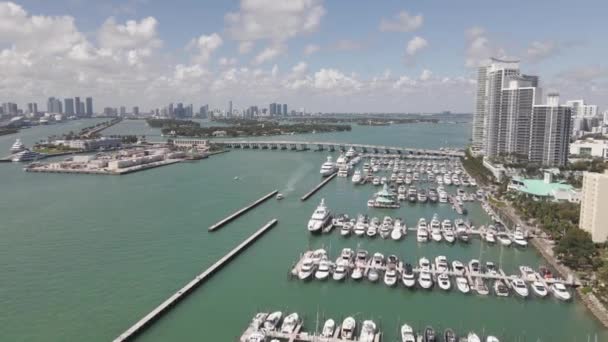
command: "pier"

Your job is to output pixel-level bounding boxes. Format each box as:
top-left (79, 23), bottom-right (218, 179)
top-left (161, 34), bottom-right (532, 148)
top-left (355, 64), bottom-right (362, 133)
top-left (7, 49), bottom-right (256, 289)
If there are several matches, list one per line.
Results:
top-left (113, 219), bottom-right (278, 342)
top-left (301, 173), bottom-right (337, 201)
top-left (208, 190), bottom-right (278, 231)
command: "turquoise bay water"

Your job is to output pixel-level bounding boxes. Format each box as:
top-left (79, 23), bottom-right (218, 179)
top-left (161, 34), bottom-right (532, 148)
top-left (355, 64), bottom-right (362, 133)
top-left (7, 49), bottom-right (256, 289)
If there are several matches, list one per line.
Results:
top-left (0, 119), bottom-right (605, 341)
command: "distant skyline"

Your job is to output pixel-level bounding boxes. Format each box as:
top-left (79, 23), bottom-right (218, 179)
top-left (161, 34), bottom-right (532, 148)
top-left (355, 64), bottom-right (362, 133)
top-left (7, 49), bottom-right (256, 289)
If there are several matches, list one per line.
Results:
top-left (0, 0), bottom-right (607, 112)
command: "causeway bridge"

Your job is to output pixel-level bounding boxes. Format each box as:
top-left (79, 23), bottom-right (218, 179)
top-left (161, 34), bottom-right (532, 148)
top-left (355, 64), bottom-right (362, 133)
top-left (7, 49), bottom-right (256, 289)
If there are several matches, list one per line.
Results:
top-left (206, 139), bottom-right (465, 157)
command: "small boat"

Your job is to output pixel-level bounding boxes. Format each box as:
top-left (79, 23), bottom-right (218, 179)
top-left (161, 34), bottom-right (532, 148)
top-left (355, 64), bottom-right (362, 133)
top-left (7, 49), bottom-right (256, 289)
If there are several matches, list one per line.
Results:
top-left (435, 256), bottom-right (449, 273)
top-left (519, 266), bottom-right (536, 281)
top-left (452, 260), bottom-right (465, 275)
top-left (444, 329), bottom-right (457, 342)
top-left (467, 332), bottom-right (481, 342)
top-left (368, 253), bottom-right (384, 282)
top-left (418, 271), bottom-right (433, 289)
top-left (351, 267), bottom-right (363, 280)
top-left (391, 221), bottom-right (403, 240)
top-left (359, 320), bottom-right (377, 342)
top-left (437, 273), bottom-right (451, 291)
top-left (456, 276), bottom-right (470, 293)
top-left (475, 277), bottom-right (489, 295)
top-left (485, 229), bottom-right (496, 243)
top-left (366, 223), bottom-right (378, 238)
top-left (246, 331), bottom-right (265, 342)
top-left (263, 311), bottom-right (283, 331)
top-left (531, 280), bottom-right (548, 297)
top-left (280, 313), bottom-right (299, 333)
top-left (315, 260), bottom-right (331, 280)
top-left (298, 258), bottom-right (315, 280)
top-left (468, 259), bottom-right (480, 274)
top-left (340, 317), bottom-right (356, 340)
top-left (401, 324), bottom-right (416, 342)
top-left (276, 193), bottom-right (284, 200)
top-left (384, 268), bottom-right (398, 287)
top-left (402, 263), bottom-right (416, 288)
top-left (493, 280), bottom-right (509, 297)
top-left (497, 234), bottom-right (512, 246)
top-left (511, 278), bottom-right (529, 298)
top-left (513, 229), bottom-right (528, 247)
top-left (486, 261), bottom-right (498, 275)
top-left (250, 312), bottom-right (268, 330)
top-left (333, 263), bottom-right (348, 281)
top-left (340, 220), bottom-right (353, 236)
top-left (423, 326), bottom-right (436, 342)
top-left (486, 336), bottom-right (500, 342)
top-left (551, 282), bottom-right (572, 301)
top-left (321, 319), bottom-right (336, 338)
top-left (419, 257), bottom-right (431, 271)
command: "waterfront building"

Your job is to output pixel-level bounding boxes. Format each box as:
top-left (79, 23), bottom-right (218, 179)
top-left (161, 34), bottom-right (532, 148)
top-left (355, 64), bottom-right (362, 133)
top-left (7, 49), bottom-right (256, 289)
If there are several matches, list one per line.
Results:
top-left (283, 104), bottom-right (288, 116)
top-left (75, 97), bottom-right (82, 116)
top-left (579, 170), bottom-right (608, 243)
top-left (570, 139), bottom-right (608, 159)
top-left (86, 97), bottom-right (93, 116)
top-left (53, 137), bottom-right (122, 150)
top-left (269, 103), bottom-right (277, 116)
top-left (27, 102), bottom-right (37, 114)
top-left (133, 106), bottom-right (139, 115)
top-left (47, 97), bottom-right (63, 114)
top-left (64, 98), bottom-right (74, 115)
top-left (471, 66), bottom-right (488, 153)
top-left (2, 102), bottom-right (18, 116)
top-left (508, 172), bottom-right (580, 203)
top-left (529, 94), bottom-right (572, 167)
top-left (566, 100), bottom-right (598, 118)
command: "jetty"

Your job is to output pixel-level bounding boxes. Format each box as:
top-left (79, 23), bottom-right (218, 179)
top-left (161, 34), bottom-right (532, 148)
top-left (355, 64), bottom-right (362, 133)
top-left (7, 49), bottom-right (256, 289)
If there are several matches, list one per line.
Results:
top-left (208, 190), bottom-right (278, 231)
top-left (301, 173), bottom-right (337, 201)
top-left (113, 219), bottom-right (278, 342)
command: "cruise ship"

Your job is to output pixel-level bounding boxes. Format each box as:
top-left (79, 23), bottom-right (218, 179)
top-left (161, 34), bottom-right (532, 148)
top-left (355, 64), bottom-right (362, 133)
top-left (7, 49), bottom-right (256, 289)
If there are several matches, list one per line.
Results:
top-left (10, 139), bottom-right (26, 153)
top-left (319, 156), bottom-right (337, 176)
top-left (307, 198), bottom-right (332, 234)
top-left (11, 149), bottom-right (44, 162)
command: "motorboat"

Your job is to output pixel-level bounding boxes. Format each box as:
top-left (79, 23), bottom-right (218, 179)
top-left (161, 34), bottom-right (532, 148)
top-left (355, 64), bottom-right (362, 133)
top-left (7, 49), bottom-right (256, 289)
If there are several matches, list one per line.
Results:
top-left (435, 256), bottom-right (449, 273)
top-left (250, 312), bottom-right (269, 330)
top-left (321, 319), bottom-right (336, 338)
top-left (310, 249), bottom-right (327, 263)
top-left (486, 261), bottom-right (498, 275)
top-left (340, 220), bottom-right (353, 236)
top-left (418, 271), bottom-right (433, 289)
top-left (531, 280), bottom-right (548, 297)
top-left (333, 263), bottom-right (348, 281)
top-left (511, 278), bottom-right (529, 298)
top-left (551, 282), bottom-right (572, 301)
top-left (519, 266), bottom-right (536, 281)
top-left (340, 317), bottom-right (356, 340)
top-left (355, 249), bottom-right (368, 265)
top-left (320, 156), bottom-right (337, 176)
top-left (402, 263), bottom-right (416, 288)
top-left (417, 190), bottom-right (427, 203)
top-left (444, 329), bottom-right (457, 342)
top-left (366, 222), bottom-right (378, 238)
top-left (351, 169), bottom-right (362, 184)
top-left (354, 215), bottom-right (367, 236)
top-left (298, 258), bottom-right (315, 280)
top-left (431, 225), bottom-right (442, 242)
top-left (467, 332), bottom-right (481, 342)
top-left (263, 311), bottom-right (283, 331)
top-left (417, 218), bottom-right (428, 242)
top-left (351, 266), bottom-right (363, 280)
top-left (513, 229), bottom-right (528, 247)
top-left (456, 276), bottom-right (470, 293)
top-left (437, 273), bottom-right (451, 291)
top-left (443, 228), bottom-right (455, 243)
top-left (475, 277), bottom-right (489, 295)
top-left (384, 268), bottom-right (398, 287)
top-left (307, 199), bottom-right (332, 234)
top-left (486, 336), bottom-right (500, 342)
top-left (246, 332), bottom-right (265, 342)
top-left (401, 324), bottom-right (416, 342)
top-left (315, 260), bottom-right (331, 280)
top-left (419, 257), bottom-right (431, 271)
top-left (468, 259), bottom-right (480, 274)
top-left (359, 320), bottom-right (377, 342)
top-left (497, 233), bottom-right (512, 246)
top-left (423, 326), bottom-right (436, 342)
top-left (368, 253), bottom-right (384, 282)
top-left (391, 219), bottom-right (404, 240)
top-left (485, 229), bottom-right (496, 244)
top-left (494, 280), bottom-right (509, 297)
top-left (280, 313), bottom-right (299, 334)
top-left (372, 177), bottom-right (380, 186)
top-left (452, 260), bottom-right (465, 275)
top-left (337, 167), bottom-right (349, 178)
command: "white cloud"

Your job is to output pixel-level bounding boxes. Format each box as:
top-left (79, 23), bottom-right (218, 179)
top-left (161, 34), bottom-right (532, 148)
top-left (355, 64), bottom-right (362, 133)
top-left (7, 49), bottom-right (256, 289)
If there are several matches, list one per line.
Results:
top-left (252, 44), bottom-right (285, 65)
top-left (420, 69), bottom-right (432, 81)
top-left (304, 44), bottom-right (320, 55)
top-left (379, 11), bottom-right (423, 32)
top-left (526, 41), bottom-right (560, 63)
top-left (98, 17), bottom-right (161, 50)
top-left (218, 57), bottom-right (237, 66)
top-left (465, 26), bottom-right (506, 68)
top-left (406, 36), bottom-right (428, 56)
top-left (291, 61), bottom-right (308, 75)
top-left (225, 0), bottom-right (325, 42)
top-left (313, 68), bottom-right (361, 91)
top-left (187, 33), bottom-right (222, 64)
top-left (238, 41), bottom-right (254, 54)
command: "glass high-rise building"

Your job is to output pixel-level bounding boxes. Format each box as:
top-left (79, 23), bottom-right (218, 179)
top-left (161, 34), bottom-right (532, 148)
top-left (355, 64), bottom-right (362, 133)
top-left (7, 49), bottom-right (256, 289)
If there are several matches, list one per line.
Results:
top-left (86, 97), bottom-right (93, 116)
top-left (64, 98), bottom-right (75, 115)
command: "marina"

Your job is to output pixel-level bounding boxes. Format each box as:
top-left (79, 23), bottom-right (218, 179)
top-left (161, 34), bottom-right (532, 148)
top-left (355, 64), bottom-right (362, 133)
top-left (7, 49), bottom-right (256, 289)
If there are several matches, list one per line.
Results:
top-left (208, 190), bottom-right (279, 231)
top-left (113, 219), bottom-right (279, 342)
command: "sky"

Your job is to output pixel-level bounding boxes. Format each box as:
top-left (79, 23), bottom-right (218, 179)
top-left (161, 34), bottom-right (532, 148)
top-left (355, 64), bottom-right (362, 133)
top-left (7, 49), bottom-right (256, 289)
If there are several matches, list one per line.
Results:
top-left (1, 0), bottom-right (607, 113)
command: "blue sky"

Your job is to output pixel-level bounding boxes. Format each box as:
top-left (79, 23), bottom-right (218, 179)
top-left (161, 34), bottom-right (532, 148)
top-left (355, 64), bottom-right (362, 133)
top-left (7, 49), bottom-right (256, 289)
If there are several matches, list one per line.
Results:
top-left (2, 0), bottom-right (607, 112)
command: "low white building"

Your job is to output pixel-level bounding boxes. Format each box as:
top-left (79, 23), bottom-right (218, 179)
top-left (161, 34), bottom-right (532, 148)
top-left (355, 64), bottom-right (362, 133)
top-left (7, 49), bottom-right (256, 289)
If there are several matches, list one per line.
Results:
top-left (54, 137), bottom-right (122, 150)
top-left (569, 139), bottom-right (608, 159)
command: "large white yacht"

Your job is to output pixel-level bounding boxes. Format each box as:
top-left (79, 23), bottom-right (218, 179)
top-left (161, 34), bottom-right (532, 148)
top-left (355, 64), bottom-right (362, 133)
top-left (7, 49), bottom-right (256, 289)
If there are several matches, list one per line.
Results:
top-left (320, 156), bottom-right (337, 176)
top-left (351, 169), bottom-right (362, 184)
top-left (11, 149), bottom-right (43, 162)
top-left (345, 146), bottom-right (357, 158)
top-left (307, 199), bottom-right (332, 234)
top-left (10, 138), bottom-right (26, 153)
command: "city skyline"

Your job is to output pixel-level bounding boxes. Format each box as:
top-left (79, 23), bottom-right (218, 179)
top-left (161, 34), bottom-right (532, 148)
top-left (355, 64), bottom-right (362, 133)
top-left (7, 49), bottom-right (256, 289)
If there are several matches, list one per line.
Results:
top-left (0, 0), bottom-right (607, 112)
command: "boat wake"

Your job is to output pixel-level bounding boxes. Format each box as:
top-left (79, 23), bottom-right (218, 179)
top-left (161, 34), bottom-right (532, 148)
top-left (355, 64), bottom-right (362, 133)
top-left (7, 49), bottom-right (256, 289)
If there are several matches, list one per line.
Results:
top-left (283, 162), bottom-right (312, 195)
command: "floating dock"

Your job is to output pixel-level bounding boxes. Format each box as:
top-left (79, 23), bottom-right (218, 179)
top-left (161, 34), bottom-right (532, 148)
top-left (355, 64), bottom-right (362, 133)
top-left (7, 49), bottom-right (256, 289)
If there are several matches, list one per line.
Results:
top-left (301, 173), bottom-right (337, 201)
top-left (208, 190), bottom-right (278, 231)
top-left (113, 219), bottom-right (278, 342)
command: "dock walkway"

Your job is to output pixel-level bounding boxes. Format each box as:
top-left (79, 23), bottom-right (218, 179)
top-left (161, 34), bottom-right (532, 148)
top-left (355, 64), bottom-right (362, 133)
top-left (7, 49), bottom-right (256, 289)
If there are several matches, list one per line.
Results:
top-left (301, 173), bottom-right (337, 201)
top-left (208, 190), bottom-right (278, 231)
top-left (114, 219), bottom-right (278, 342)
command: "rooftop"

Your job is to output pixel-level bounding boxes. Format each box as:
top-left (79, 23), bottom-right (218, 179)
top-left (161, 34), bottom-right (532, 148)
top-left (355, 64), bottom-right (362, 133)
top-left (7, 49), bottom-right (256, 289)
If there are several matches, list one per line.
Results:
top-left (510, 176), bottom-right (575, 197)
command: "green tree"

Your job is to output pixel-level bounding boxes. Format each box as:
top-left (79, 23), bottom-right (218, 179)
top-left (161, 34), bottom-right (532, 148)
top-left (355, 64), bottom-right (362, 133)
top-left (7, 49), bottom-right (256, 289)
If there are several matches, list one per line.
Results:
top-left (554, 229), bottom-right (597, 269)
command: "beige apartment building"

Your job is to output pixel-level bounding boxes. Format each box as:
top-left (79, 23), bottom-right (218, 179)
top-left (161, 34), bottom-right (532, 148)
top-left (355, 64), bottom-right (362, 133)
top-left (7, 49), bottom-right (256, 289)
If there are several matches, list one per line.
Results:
top-left (579, 170), bottom-right (608, 242)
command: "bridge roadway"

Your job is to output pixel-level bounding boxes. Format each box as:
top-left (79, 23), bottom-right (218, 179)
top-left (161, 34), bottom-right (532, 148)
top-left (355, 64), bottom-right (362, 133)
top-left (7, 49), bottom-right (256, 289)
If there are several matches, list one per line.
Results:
top-left (207, 139), bottom-right (465, 157)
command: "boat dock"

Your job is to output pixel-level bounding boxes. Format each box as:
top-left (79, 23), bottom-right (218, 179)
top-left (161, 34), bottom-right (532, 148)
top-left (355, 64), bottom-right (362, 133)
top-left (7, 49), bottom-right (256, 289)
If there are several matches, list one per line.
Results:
top-left (301, 173), bottom-right (337, 201)
top-left (113, 219), bottom-right (278, 342)
top-left (208, 190), bottom-right (278, 231)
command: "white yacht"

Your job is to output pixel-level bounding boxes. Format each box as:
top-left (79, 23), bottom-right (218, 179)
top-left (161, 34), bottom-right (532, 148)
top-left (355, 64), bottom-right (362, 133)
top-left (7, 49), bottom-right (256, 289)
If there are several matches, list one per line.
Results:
top-left (452, 260), bottom-right (465, 275)
top-left (511, 278), bottom-right (529, 298)
top-left (519, 266), bottom-right (537, 281)
top-left (401, 263), bottom-right (416, 288)
top-left (475, 277), bottom-right (489, 295)
top-left (263, 311), bottom-right (283, 331)
top-left (437, 273), bottom-right (451, 291)
top-left (315, 260), bottom-right (331, 280)
top-left (513, 229), bottom-right (528, 247)
top-left (337, 167), bottom-right (349, 178)
top-left (11, 149), bottom-right (43, 162)
top-left (246, 332), bottom-right (265, 342)
top-left (531, 280), bottom-right (548, 297)
top-left (384, 268), bottom-right (398, 287)
top-left (485, 229), bottom-right (496, 244)
top-left (551, 282), bottom-right (572, 301)
top-left (340, 220), bottom-right (353, 236)
top-left (391, 224), bottom-right (403, 241)
top-left (497, 234), bottom-right (512, 246)
top-left (351, 169), bottom-right (362, 184)
top-left (345, 147), bottom-right (357, 158)
top-left (340, 317), bottom-right (356, 340)
top-left (321, 319), bottom-right (336, 338)
top-left (435, 256), bottom-right (449, 273)
top-left (320, 156), bottom-right (337, 176)
top-left (280, 313), bottom-right (299, 334)
top-left (456, 276), bottom-right (470, 293)
top-left (467, 332), bottom-right (481, 342)
top-left (298, 258), bottom-right (315, 280)
top-left (418, 271), bottom-right (433, 289)
top-left (307, 199), bottom-right (331, 234)
top-left (10, 138), bottom-right (26, 153)
top-left (359, 320), bottom-right (377, 342)
top-left (417, 218), bottom-right (428, 242)
top-left (401, 324), bottom-right (416, 342)
top-left (493, 280), bottom-right (510, 297)
top-left (332, 263), bottom-right (348, 281)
